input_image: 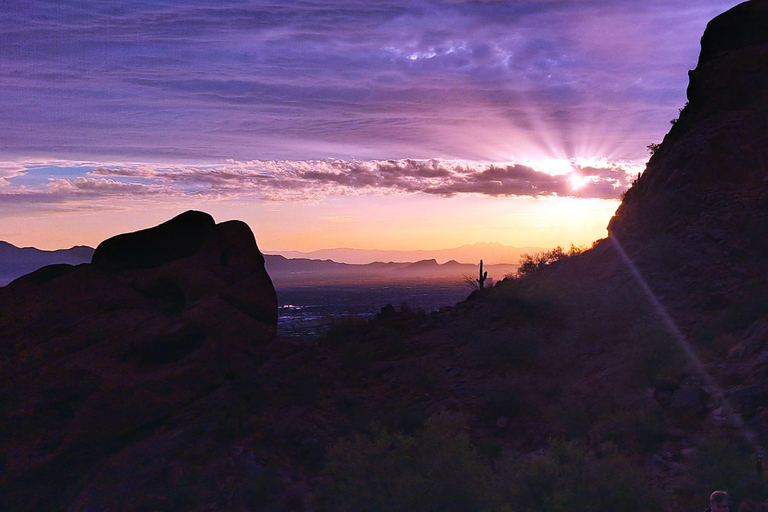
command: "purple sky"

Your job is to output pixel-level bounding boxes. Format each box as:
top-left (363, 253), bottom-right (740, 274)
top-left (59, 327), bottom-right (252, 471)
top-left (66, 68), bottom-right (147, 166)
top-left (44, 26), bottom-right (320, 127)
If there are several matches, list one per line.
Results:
top-left (0, 0), bottom-right (744, 253)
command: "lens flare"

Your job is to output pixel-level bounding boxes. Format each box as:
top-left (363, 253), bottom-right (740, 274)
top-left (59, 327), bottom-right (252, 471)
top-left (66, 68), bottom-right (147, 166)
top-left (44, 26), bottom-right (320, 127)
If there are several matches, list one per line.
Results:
top-left (609, 235), bottom-right (759, 446)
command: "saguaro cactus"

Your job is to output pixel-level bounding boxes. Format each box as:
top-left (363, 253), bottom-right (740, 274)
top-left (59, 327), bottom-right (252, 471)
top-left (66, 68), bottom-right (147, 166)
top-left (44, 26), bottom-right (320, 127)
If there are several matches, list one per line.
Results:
top-left (476, 259), bottom-right (488, 290)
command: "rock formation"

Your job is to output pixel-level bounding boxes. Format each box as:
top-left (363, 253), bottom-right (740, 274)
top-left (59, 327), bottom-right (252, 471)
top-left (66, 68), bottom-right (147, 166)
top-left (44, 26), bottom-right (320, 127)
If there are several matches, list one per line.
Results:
top-left (609, 0), bottom-right (768, 258)
top-left (0, 211), bottom-right (277, 511)
top-left (607, 0), bottom-right (768, 335)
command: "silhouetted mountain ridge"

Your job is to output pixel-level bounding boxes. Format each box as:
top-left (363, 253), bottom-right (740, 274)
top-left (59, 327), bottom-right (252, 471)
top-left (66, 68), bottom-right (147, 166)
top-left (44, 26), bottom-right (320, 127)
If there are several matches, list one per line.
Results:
top-left (0, 240), bottom-right (94, 285)
top-left (0, 244), bottom-right (515, 287)
top-left (270, 241), bottom-right (544, 265)
top-left (264, 254), bottom-right (516, 286)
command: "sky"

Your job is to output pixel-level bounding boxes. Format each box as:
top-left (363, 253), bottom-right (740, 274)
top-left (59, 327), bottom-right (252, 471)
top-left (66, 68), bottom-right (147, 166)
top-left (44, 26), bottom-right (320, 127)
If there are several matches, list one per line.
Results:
top-left (0, 0), bottom-right (743, 255)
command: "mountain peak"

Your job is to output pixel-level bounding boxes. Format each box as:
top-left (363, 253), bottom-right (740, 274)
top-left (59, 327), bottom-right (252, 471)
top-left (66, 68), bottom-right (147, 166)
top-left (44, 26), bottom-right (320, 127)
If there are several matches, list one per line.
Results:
top-left (697, 0), bottom-right (768, 66)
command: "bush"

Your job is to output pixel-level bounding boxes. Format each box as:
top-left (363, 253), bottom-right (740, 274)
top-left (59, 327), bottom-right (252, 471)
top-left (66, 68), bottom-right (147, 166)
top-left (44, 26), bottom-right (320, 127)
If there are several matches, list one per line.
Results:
top-left (679, 432), bottom-right (768, 511)
top-left (320, 419), bottom-right (668, 512)
top-left (626, 316), bottom-right (686, 384)
top-left (516, 244), bottom-right (587, 278)
top-left (499, 441), bottom-right (666, 512)
top-left (545, 396), bottom-right (592, 441)
top-left (589, 406), bottom-right (669, 454)
top-left (468, 327), bottom-right (543, 370)
top-left (319, 413), bottom-right (501, 512)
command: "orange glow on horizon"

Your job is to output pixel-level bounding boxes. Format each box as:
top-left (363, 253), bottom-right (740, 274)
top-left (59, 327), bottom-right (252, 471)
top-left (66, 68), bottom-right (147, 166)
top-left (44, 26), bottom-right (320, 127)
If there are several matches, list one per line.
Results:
top-left (0, 192), bottom-right (620, 254)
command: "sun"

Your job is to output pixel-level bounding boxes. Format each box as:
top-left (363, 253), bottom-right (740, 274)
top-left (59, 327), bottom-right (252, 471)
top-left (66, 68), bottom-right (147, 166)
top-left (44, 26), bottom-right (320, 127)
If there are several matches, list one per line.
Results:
top-left (523, 158), bottom-right (574, 176)
top-left (568, 174), bottom-right (589, 190)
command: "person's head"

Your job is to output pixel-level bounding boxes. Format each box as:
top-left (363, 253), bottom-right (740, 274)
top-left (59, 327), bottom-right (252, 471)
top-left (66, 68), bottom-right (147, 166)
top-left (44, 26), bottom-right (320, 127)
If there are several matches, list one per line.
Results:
top-left (710, 490), bottom-right (729, 512)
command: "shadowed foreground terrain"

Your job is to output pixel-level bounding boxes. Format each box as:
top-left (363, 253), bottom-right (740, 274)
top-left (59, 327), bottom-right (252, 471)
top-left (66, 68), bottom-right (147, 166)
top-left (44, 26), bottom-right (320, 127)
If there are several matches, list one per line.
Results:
top-left (4, 1), bottom-right (768, 510)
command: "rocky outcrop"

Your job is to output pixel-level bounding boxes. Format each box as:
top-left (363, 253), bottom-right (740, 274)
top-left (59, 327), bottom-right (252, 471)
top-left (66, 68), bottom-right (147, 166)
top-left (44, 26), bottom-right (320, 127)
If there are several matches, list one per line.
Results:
top-left (607, 0), bottom-right (768, 336)
top-left (0, 211), bottom-right (277, 511)
top-left (609, 0), bottom-right (768, 249)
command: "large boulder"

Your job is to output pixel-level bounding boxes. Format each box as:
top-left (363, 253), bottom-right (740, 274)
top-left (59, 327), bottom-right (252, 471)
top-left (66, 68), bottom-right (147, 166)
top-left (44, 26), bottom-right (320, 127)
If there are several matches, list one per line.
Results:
top-left (0, 211), bottom-right (277, 511)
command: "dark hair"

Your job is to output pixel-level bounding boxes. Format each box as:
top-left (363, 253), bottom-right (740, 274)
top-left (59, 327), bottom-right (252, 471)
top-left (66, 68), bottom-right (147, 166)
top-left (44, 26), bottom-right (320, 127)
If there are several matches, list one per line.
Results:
top-left (711, 490), bottom-right (729, 504)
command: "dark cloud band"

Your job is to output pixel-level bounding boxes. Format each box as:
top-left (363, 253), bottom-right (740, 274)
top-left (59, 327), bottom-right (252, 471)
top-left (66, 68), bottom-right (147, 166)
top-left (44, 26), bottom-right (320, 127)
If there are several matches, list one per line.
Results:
top-left (0, 158), bottom-right (638, 205)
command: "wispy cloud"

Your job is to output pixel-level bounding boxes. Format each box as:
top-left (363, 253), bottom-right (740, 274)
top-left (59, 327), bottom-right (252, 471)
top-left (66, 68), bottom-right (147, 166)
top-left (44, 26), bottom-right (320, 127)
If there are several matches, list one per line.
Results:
top-left (46, 177), bottom-right (172, 197)
top-left (0, 161), bottom-right (27, 186)
top-left (0, 0), bottom-right (741, 162)
top-left (0, 157), bottom-right (640, 206)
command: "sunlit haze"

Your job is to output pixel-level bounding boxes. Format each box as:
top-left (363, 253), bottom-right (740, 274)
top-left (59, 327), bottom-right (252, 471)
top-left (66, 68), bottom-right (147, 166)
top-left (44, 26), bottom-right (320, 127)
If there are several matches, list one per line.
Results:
top-left (0, 1), bottom-right (742, 256)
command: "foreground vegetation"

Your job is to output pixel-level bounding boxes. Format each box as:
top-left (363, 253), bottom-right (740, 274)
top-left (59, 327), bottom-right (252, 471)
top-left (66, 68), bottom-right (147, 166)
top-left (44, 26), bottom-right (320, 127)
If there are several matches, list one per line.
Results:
top-left (305, 238), bottom-right (768, 511)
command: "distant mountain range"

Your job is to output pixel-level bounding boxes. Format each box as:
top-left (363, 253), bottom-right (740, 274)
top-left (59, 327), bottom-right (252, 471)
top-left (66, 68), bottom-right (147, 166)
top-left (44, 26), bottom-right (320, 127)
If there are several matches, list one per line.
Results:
top-left (0, 241), bottom-right (94, 286)
top-left (267, 242), bottom-right (543, 265)
top-left (0, 241), bottom-right (519, 287)
top-left (264, 254), bottom-right (517, 287)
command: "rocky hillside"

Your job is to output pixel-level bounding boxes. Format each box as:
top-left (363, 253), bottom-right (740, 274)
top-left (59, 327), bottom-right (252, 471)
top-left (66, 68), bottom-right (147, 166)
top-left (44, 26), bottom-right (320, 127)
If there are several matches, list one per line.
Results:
top-left (286, 2), bottom-right (768, 509)
top-left (609, 0), bottom-right (768, 333)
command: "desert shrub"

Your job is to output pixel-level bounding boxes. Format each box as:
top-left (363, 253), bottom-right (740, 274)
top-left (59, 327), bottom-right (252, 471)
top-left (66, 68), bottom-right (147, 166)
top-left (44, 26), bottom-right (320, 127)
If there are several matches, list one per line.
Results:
top-left (720, 281), bottom-right (768, 334)
top-left (482, 388), bottom-right (526, 423)
top-left (335, 394), bottom-right (365, 417)
top-left (626, 316), bottom-right (686, 384)
top-left (476, 438), bottom-right (504, 460)
top-left (678, 432), bottom-right (768, 511)
top-left (488, 294), bottom-right (554, 325)
top-left (340, 339), bottom-right (373, 368)
top-left (589, 406), bottom-right (668, 454)
top-left (321, 316), bottom-right (371, 346)
top-left (377, 401), bottom-right (428, 434)
top-left (462, 273), bottom-right (481, 291)
top-left (321, 316), bottom-right (411, 371)
top-left (335, 397), bottom-right (427, 435)
top-left (545, 396), bottom-right (592, 441)
top-left (337, 331), bottom-right (409, 369)
top-left (500, 441), bottom-right (665, 512)
top-left (468, 327), bottom-right (543, 370)
top-left (319, 413), bottom-right (501, 512)
top-left (515, 244), bottom-right (587, 278)
top-left (239, 466), bottom-right (284, 508)
top-left (281, 363), bottom-right (320, 405)
top-left (747, 217), bottom-right (768, 252)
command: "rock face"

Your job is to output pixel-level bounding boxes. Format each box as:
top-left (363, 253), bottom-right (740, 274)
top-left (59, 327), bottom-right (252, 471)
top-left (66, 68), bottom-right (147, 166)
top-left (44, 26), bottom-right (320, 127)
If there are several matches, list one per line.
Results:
top-left (0, 211), bottom-right (277, 511)
top-left (609, 0), bottom-right (768, 249)
top-left (608, 0), bottom-right (768, 332)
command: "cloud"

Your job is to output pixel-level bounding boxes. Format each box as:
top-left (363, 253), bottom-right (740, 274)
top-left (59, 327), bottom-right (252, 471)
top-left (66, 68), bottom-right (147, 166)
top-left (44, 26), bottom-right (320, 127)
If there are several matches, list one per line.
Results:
top-left (0, 161), bottom-right (27, 186)
top-left (46, 177), bottom-right (172, 197)
top-left (0, 0), bottom-right (743, 162)
top-left (0, 157), bottom-right (637, 207)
